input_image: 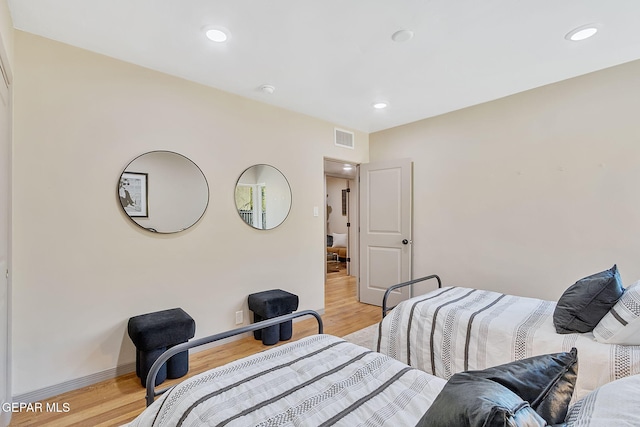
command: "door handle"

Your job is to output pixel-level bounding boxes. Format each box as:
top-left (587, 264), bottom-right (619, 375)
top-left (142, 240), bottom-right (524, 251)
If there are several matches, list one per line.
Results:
top-left (402, 239), bottom-right (411, 245)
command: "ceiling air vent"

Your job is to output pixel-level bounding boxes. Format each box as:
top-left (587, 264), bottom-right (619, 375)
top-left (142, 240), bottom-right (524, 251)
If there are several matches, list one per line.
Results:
top-left (334, 128), bottom-right (354, 149)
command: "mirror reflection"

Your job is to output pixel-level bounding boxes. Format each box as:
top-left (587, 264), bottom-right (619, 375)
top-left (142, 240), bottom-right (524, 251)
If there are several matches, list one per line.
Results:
top-left (118, 151), bottom-right (209, 233)
top-left (235, 164), bottom-right (291, 230)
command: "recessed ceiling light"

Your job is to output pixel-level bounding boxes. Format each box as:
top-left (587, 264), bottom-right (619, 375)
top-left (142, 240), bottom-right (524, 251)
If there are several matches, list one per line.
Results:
top-left (565, 24), bottom-right (599, 41)
top-left (391, 29), bottom-right (414, 43)
top-left (205, 27), bottom-right (229, 43)
top-left (372, 102), bottom-right (388, 109)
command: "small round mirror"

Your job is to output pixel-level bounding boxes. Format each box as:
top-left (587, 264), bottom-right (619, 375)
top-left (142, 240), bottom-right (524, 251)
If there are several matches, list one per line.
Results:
top-left (118, 151), bottom-right (209, 233)
top-left (235, 164), bottom-right (291, 230)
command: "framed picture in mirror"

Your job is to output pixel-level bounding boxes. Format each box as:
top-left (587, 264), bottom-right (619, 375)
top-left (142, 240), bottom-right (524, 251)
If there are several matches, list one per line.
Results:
top-left (119, 172), bottom-right (148, 217)
top-left (117, 151), bottom-right (209, 233)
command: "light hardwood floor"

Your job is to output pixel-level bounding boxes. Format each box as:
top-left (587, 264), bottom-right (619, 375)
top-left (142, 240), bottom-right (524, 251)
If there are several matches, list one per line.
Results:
top-left (9, 269), bottom-right (381, 426)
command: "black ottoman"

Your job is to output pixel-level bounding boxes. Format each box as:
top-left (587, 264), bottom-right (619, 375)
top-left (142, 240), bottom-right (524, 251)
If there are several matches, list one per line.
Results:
top-left (127, 308), bottom-right (195, 387)
top-left (248, 289), bottom-right (299, 345)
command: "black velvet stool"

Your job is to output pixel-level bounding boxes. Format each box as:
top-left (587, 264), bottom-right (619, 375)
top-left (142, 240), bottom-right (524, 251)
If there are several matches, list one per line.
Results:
top-left (248, 289), bottom-right (299, 345)
top-left (127, 308), bottom-right (195, 387)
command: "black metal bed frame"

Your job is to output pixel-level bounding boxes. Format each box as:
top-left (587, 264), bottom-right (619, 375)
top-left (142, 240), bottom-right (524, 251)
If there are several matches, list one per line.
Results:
top-left (145, 309), bottom-right (323, 406)
top-left (381, 274), bottom-right (442, 318)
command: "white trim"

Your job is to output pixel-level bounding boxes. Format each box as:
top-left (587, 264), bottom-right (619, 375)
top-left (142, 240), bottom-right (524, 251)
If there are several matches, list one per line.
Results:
top-left (0, 27), bottom-right (10, 427)
top-left (13, 362), bottom-right (137, 404)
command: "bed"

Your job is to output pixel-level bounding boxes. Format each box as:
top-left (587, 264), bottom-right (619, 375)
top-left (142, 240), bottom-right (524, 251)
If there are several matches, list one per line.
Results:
top-left (126, 310), bottom-right (447, 426)
top-left (376, 275), bottom-right (640, 402)
top-left (124, 309), bottom-right (640, 426)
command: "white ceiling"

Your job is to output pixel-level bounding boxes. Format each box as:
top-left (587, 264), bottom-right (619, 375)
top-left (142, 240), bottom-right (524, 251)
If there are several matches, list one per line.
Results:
top-left (7, 1), bottom-right (640, 133)
top-left (324, 159), bottom-right (357, 179)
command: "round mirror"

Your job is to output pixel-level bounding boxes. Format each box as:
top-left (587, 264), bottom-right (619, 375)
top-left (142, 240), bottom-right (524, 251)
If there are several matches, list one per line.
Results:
top-left (235, 164), bottom-right (292, 230)
top-left (118, 151), bottom-right (209, 233)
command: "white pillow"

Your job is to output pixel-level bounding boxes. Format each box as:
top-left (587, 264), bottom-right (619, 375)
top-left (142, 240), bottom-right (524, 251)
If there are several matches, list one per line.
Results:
top-left (331, 233), bottom-right (347, 248)
top-left (565, 374), bottom-right (640, 426)
top-left (593, 280), bottom-right (640, 345)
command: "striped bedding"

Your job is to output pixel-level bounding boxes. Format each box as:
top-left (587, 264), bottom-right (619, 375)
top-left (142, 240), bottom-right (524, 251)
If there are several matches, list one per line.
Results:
top-left (126, 334), bottom-right (446, 427)
top-left (564, 373), bottom-right (640, 426)
top-left (375, 286), bottom-right (640, 402)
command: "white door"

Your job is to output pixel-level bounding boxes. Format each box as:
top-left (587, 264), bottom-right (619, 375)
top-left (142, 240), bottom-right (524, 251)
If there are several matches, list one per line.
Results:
top-left (0, 41), bottom-right (11, 427)
top-left (359, 158), bottom-right (412, 306)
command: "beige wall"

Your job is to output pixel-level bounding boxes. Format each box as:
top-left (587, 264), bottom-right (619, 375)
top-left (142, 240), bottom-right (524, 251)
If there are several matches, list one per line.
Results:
top-left (11, 31), bottom-right (368, 396)
top-left (326, 176), bottom-right (350, 235)
top-left (371, 59), bottom-right (640, 301)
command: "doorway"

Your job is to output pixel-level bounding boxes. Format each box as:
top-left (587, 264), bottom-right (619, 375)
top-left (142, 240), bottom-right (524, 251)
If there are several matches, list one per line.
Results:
top-left (323, 158), bottom-right (413, 308)
top-left (324, 158), bottom-right (358, 297)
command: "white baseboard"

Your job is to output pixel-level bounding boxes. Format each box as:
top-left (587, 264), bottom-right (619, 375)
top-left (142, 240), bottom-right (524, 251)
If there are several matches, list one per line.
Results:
top-left (13, 362), bottom-right (137, 404)
top-left (13, 308), bottom-right (326, 403)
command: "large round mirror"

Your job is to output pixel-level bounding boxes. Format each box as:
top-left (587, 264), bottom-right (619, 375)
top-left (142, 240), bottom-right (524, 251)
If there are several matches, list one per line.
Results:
top-left (118, 151), bottom-right (209, 233)
top-left (235, 164), bottom-right (291, 230)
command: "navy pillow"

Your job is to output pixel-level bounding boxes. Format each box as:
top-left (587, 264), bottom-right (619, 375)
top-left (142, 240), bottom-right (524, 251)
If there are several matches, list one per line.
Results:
top-left (553, 265), bottom-right (624, 334)
top-left (416, 349), bottom-right (578, 427)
